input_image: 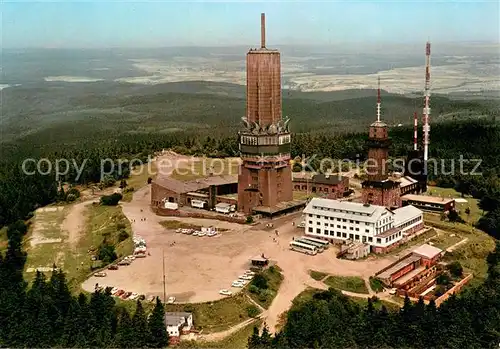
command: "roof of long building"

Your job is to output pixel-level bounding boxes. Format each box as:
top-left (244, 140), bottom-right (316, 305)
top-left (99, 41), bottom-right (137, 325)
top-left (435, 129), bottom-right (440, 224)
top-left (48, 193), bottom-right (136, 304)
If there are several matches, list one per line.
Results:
top-left (393, 205), bottom-right (423, 226)
top-left (303, 197), bottom-right (392, 224)
top-left (401, 194), bottom-right (455, 205)
top-left (153, 174), bottom-right (238, 194)
top-left (412, 244), bottom-right (443, 259)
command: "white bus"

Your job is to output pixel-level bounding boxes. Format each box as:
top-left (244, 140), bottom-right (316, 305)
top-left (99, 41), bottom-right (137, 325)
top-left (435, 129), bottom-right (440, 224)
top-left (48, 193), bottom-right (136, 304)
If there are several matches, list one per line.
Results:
top-left (296, 238), bottom-right (324, 253)
top-left (191, 199), bottom-right (207, 209)
top-left (302, 236), bottom-right (330, 249)
top-left (289, 241), bottom-right (318, 255)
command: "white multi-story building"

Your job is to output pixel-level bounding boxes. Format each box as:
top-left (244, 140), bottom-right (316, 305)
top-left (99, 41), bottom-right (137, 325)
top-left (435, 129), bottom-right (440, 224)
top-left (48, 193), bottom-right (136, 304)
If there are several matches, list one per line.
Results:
top-left (303, 198), bottom-right (423, 253)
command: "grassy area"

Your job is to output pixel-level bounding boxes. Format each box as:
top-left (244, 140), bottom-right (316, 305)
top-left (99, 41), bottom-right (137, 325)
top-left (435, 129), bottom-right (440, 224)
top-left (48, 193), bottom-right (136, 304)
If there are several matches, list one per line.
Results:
top-left (324, 276), bottom-right (369, 294)
top-left (382, 228), bottom-right (438, 256)
top-left (309, 270), bottom-right (328, 281)
top-left (369, 277), bottom-right (385, 293)
top-left (424, 217), bottom-right (495, 286)
top-left (84, 204), bottom-right (134, 259)
top-left (292, 288), bottom-right (400, 314)
top-left (24, 206), bottom-right (71, 283)
top-left (25, 203), bottom-right (134, 290)
top-left (247, 265), bottom-right (284, 309)
top-left (427, 186), bottom-right (483, 224)
top-left (159, 220), bottom-right (228, 232)
top-left (122, 161), bottom-right (157, 202)
top-left (427, 230), bottom-right (464, 250)
top-left (180, 320), bottom-right (263, 349)
top-left (170, 157), bottom-right (241, 181)
top-left (164, 293), bottom-right (259, 333)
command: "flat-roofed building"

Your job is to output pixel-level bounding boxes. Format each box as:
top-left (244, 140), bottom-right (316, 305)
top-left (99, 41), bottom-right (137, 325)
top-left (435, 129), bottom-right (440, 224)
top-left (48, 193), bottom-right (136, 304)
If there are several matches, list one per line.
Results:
top-left (151, 174), bottom-right (238, 210)
top-left (393, 205), bottom-right (424, 237)
top-left (413, 243), bottom-right (443, 266)
top-left (303, 198), bottom-right (404, 253)
top-left (399, 176), bottom-right (420, 196)
top-left (401, 194), bottom-right (455, 212)
top-left (375, 244), bottom-right (443, 287)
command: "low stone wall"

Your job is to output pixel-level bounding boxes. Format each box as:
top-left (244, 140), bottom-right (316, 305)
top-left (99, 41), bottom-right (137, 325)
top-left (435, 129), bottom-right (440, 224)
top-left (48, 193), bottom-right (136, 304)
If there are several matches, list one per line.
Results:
top-left (155, 208), bottom-right (247, 224)
top-left (396, 273), bottom-right (473, 307)
top-left (434, 273), bottom-right (473, 307)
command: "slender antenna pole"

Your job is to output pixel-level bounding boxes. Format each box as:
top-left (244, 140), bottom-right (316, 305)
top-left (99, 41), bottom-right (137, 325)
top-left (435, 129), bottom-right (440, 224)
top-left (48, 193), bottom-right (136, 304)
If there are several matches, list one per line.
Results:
top-left (423, 41), bottom-right (431, 161)
top-left (376, 76), bottom-right (381, 122)
top-left (261, 13), bottom-right (266, 49)
top-left (413, 111), bottom-right (418, 151)
top-left (162, 248), bottom-right (166, 302)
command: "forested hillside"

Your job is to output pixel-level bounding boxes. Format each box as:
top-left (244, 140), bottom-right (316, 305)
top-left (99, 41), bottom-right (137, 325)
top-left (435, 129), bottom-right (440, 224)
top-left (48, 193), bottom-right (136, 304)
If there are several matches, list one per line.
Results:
top-left (2, 82), bottom-right (498, 141)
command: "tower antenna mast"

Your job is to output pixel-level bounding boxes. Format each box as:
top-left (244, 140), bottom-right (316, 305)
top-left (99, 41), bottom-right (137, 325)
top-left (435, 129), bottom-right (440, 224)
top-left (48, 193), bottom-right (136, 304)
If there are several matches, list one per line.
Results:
top-left (413, 111), bottom-right (418, 151)
top-left (377, 76), bottom-right (381, 122)
top-left (423, 41), bottom-right (431, 161)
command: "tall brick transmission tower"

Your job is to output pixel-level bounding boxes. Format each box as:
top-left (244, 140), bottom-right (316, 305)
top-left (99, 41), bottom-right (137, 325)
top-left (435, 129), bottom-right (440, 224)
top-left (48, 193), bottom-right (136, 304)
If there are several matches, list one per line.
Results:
top-left (237, 13), bottom-right (293, 215)
top-left (361, 77), bottom-right (401, 209)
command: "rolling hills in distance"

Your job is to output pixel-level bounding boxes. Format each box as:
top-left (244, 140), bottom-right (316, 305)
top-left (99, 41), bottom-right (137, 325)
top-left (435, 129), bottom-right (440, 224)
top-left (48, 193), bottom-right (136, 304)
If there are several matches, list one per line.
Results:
top-left (1, 80), bottom-right (498, 145)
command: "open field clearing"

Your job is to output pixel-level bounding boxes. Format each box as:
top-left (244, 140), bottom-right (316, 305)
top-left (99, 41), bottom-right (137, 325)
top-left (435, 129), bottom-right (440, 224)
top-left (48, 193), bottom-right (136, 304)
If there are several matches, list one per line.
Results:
top-left (164, 293), bottom-right (259, 334)
top-left (122, 160), bottom-right (158, 202)
top-left (24, 200), bottom-right (133, 289)
top-left (427, 186), bottom-right (483, 223)
top-left (324, 275), bottom-right (369, 294)
top-left (181, 319), bottom-right (264, 349)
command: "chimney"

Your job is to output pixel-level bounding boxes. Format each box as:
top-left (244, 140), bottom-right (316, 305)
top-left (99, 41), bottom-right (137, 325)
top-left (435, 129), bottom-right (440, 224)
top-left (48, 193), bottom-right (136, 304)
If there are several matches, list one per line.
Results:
top-left (261, 13), bottom-right (266, 49)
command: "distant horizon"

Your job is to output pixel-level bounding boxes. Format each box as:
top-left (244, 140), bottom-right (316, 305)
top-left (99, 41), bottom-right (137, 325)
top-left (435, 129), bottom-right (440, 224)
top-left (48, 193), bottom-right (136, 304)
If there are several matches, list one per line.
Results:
top-left (3, 1), bottom-right (499, 49)
top-left (4, 40), bottom-right (500, 50)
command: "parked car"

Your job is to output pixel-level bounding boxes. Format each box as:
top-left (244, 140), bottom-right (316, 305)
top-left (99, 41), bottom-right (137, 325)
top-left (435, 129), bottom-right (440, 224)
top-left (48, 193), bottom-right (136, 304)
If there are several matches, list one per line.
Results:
top-left (94, 272), bottom-right (107, 277)
top-left (125, 255), bottom-right (136, 261)
top-left (115, 289), bottom-right (125, 297)
top-left (192, 231), bottom-right (199, 236)
top-left (240, 275), bottom-right (253, 281)
top-left (175, 228), bottom-right (182, 233)
top-left (129, 292), bottom-right (139, 300)
top-left (207, 232), bottom-right (217, 237)
top-left (121, 291), bottom-right (132, 300)
top-left (118, 260), bottom-right (131, 266)
top-left (244, 270), bottom-right (256, 276)
top-left (111, 287), bottom-right (119, 295)
top-left (134, 253), bottom-right (146, 258)
top-left (232, 281), bottom-right (244, 288)
top-left (167, 296), bottom-right (176, 304)
top-left (219, 289), bottom-right (233, 296)
top-left (147, 295), bottom-right (156, 303)
top-left (108, 265), bottom-right (119, 270)
top-left (197, 232), bottom-right (206, 237)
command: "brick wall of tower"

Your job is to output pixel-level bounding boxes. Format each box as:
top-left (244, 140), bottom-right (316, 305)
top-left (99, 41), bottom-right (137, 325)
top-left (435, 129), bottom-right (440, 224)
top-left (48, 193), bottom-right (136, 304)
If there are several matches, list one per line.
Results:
top-left (362, 185), bottom-right (402, 208)
top-left (237, 162), bottom-right (293, 214)
top-left (246, 51), bottom-right (281, 126)
top-left (367, 147), bottom-right (390, 182)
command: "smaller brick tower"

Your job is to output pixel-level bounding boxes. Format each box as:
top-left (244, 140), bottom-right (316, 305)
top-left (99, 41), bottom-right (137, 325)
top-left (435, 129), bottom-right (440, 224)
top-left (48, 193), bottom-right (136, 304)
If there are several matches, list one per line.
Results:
top-left (361, 77), bottom-right (401, 209)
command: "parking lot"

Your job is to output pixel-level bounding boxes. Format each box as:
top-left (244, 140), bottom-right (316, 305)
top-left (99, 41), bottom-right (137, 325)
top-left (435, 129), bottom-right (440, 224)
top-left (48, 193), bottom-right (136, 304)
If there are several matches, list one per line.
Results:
top-left (82, 184), bottom-right (400, 305)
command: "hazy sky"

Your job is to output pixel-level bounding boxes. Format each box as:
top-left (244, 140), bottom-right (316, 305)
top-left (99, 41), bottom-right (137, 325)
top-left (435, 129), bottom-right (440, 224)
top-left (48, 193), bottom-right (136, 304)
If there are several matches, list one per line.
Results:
top-left (3, 0), bottom-right (499, 48)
